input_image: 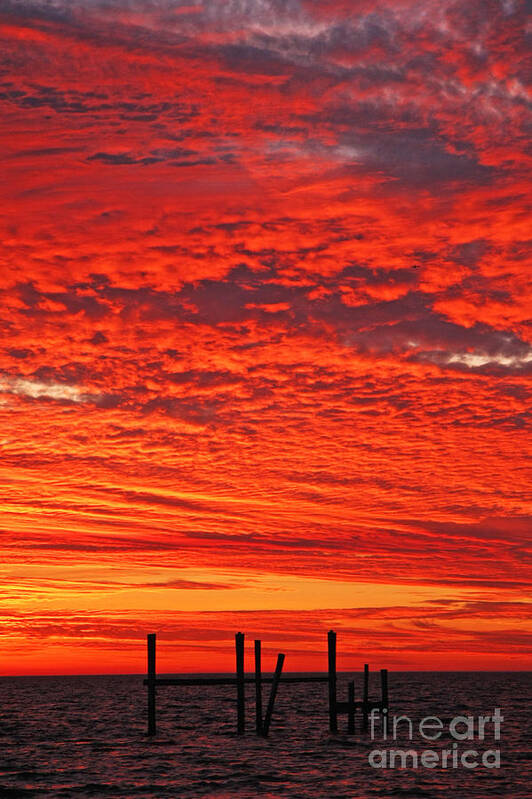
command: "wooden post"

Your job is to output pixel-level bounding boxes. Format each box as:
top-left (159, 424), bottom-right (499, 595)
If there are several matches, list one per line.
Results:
top-left (347, 680), bottom-right (355, 734)
top-left (147, 633), bottom-right (156, 736)
top-left (362, 663), bottom-right (369, 732)
top-left (381, 668), bottom-right (388, 708)
top-left (235, 632), bottom-right (245, 735)
top-left (328, 630), bottom-right (337, 733)
top-left (262, 653), bottom-right (285, 736)
top-left (254, 639), bottom-right (263, 735)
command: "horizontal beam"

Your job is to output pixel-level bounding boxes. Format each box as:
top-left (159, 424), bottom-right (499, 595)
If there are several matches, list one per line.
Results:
top-left (143, 676), bottom-right (329, 686)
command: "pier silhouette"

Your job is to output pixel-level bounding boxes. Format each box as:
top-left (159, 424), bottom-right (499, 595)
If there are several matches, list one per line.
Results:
top-left (144, 629), bottom-right (389, 737)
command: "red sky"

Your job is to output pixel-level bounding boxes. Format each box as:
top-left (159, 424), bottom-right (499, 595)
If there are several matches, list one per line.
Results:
top-left (0, 0), bottom-right (530, 675)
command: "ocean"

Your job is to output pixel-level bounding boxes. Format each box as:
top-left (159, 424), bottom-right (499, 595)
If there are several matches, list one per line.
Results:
top-left (0, 672), bottom-right (529, 798)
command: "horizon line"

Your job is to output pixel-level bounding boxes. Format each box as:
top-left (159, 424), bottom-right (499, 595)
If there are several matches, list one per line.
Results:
top-left (2, 668), bottom-right (531, 678)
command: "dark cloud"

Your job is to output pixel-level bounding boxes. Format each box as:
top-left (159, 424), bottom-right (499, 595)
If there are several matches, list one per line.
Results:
top-left (356, 130), bottom-right (495, 186)
top-left (87, 145), bottom-right (214, 167)
top-left (89, 331), bottom-right (108, 345)
top-left (12, 275), bottom-right (531, 378)
top-left (5, 347), bottom-right (32, 359)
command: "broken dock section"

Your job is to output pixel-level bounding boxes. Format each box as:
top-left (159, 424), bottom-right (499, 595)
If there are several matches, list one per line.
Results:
top-left (143, 629), bottom-right (389, 737)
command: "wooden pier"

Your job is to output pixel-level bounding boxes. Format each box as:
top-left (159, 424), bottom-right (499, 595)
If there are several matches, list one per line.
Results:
top-left (327, 630), bottom-right (389, 734)
top-left (143, 629), bottom-right (389, 737)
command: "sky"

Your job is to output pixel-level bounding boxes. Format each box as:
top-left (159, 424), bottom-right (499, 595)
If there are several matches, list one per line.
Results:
top-left (0, 0), bottom-right (530, 675)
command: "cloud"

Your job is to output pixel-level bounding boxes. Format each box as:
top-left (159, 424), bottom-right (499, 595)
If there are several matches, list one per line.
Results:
top-left (418, 347), bottom-right (532, 373)
top-left (0, 375), bottom-right (96, 403)
top-left (0, 0), bottom-right (530, 672)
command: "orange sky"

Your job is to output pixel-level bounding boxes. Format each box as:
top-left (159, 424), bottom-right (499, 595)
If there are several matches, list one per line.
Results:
top-left (0, 0), bottom-right (530, 675)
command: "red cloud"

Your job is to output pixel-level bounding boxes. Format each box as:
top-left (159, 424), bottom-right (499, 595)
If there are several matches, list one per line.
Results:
top-left (0, 0), bottom-right (530, 673)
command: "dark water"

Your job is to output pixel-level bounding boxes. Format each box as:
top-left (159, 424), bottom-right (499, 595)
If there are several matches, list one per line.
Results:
top-left (0, 672), bottom-right (530, 798)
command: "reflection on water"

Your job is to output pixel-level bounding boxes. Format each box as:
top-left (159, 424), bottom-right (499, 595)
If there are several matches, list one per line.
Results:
top-left (0, 672), bottom-right (529, 798)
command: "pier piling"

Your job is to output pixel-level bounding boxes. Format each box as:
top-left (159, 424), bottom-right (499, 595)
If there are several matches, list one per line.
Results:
top-left (147, 633), bottom-right (156, 736)
top-left (262, 653), bottom-right (285, 737)
top-left (362, 663), bottom-right (369, 732)
top-left (254, 639), bottom-right (263, 735)
top-left (235, 632), bottom-right (245, 735)
top-left (328, 630), bottom-right (338, 733)
top-left (381, 668), bottom-right (388, 709)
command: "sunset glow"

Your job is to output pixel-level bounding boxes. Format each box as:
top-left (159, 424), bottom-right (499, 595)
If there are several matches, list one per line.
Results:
top-left (1, 0), bottom-right (530, 675)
